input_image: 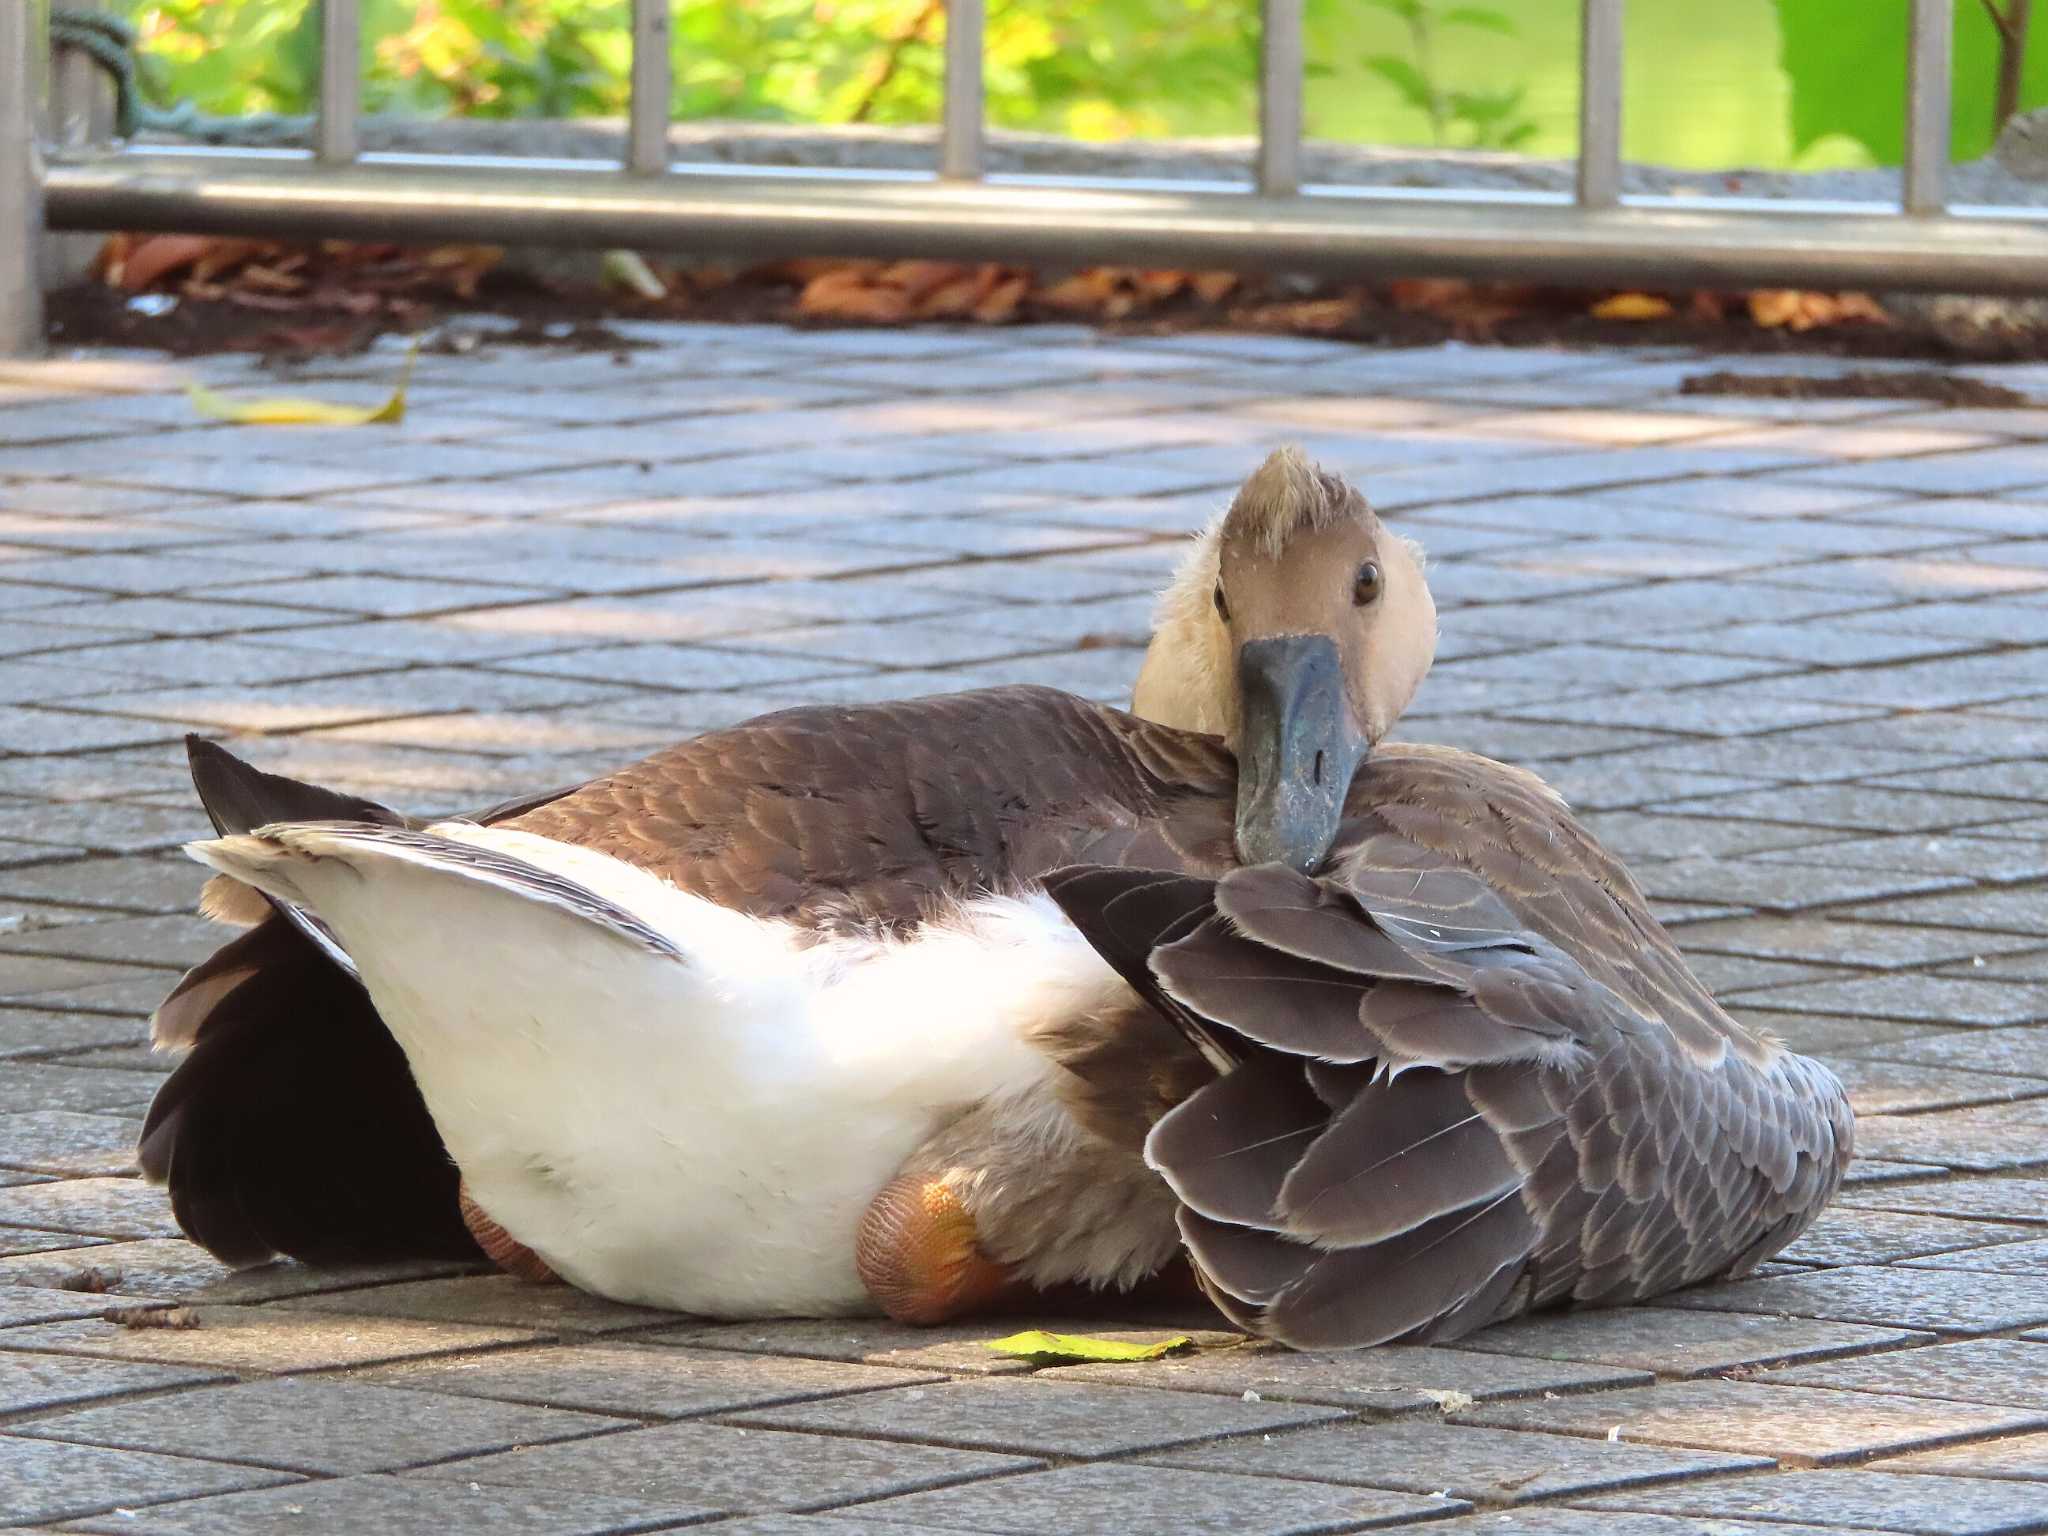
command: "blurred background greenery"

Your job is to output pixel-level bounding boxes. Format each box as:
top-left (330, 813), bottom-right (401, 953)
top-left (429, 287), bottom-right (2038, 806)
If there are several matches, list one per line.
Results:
top-left (128, 0), bottom-right (2044, 171)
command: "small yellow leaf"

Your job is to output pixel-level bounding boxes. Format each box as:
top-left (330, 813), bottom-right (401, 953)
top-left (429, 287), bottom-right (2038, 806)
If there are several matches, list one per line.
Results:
top-left (985, 1330), bottom-right (1194, 1364)
top-left (1591, 292), bottom-right (1674, 321)
top-left (187, 344), bottom-right (416, 426)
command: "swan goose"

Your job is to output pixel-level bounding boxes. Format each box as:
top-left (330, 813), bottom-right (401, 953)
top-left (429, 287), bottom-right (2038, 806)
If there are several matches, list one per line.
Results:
top-left (143, 448), bottom-right (1852, 1349)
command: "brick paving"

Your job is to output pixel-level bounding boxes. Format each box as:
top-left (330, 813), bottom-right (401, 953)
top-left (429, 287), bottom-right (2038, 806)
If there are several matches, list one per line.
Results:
top-left (0, 319), bottom-right (2045, 1532)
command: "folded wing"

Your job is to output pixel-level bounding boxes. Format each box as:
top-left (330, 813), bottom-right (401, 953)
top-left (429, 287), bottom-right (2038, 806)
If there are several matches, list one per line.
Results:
top-left (1044, 854), bottom-right (1851, 1351)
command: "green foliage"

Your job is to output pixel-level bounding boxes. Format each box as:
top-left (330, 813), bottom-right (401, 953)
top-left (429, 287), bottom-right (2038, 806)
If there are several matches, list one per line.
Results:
top-left (123, 0), bottom-right (2020, 171)
top-left (1775, 0), bottom-right (2048, 165)
top-left (1359, 0), bottom-right (1536, 149)
top-left (129, 0), bottom-right (1261, 137)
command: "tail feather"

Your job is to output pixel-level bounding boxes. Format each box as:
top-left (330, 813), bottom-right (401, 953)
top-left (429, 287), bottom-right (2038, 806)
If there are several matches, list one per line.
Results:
top-left (140, 915), bottom-right (480, 1268)
top-left (145, 741), bottom-right (495, 1270)
top-left (189, 823), bottom-right (692, 964)
top-left (186, 735), bottom-right (403, 837)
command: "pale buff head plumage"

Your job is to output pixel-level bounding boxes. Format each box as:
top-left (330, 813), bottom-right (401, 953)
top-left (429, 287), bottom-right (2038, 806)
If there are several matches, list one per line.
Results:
top-left (1131, 446), bottom-right (1437, 748)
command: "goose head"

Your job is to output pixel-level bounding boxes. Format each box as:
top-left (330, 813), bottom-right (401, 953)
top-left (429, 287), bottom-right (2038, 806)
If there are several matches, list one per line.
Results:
top-left (1132, 447), bottom-right (1436, 875)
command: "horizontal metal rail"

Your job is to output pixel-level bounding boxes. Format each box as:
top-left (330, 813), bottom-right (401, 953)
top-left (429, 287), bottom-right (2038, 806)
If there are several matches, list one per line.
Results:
top-left (9, 0), bottom-right (2045, 358)
top-left (44, 150), bottom-right (2048, 295)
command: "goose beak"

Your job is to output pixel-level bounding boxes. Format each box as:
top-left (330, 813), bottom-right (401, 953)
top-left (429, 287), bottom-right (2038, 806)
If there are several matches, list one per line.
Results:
top-left (1233, 633), bottom-right (1370, 875)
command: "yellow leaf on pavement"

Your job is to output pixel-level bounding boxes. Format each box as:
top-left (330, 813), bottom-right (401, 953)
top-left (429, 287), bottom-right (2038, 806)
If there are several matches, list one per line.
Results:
top-left (187, 344), bottom-right (416, 426)
top-left (985, 1330), bottom-right (1195, 1364)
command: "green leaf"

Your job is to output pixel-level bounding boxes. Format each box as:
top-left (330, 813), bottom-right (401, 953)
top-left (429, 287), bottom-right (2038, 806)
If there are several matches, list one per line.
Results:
top-left (1441, 6), bottom-right (1517, 36)
top-left (1447, 87), bottom-right (1521, 123)
top-left (985, 1330), bottom-right (1195, 1365)
top-left (1361, 0), bottom-right (1427, 21)
top-left (1363, 54), bottom-right (1436, 114)
top-left (1774, 0), bottom-right (2048, 165)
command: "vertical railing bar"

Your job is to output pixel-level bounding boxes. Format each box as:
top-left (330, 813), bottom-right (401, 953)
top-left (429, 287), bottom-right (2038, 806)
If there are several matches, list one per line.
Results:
top-left (628, 0), bottom-right (670, 174)
top-left (315, 0), bottom-right (360, 165)
top-left (2, 0), bottom-right (49, 357)
top-left (1905, 0), bottom-right (1953, 214)
top-left (1258, 0), bottom-right (1303, 196)
top-left (1576, 0), bottom-right (1623, 208)
top-left (941, 0), bottom-right (984, 180)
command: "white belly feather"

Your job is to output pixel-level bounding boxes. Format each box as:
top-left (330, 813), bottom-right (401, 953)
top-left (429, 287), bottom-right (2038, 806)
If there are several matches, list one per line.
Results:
top-left (187, 821), bottom-right (1129, 1317)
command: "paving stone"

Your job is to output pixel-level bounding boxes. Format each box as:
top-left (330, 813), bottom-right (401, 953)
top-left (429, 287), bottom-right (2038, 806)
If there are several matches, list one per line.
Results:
top-left (1055, 1340), bottom-right (1648, 1412)
top-left (18, 1376), bottom-right (624, 1475)
top-left (1146, 1421), bottom-right (1768, 1505)
top-left (0, 1228), bottom-right (112, 1257)
top-left (0, 1175), bottom-right (176, 1239)
top-left (1862, 1025), bottom-right (2048, 1077)
top-left (1627, 857), bottom-right (1966, 913)
top-left (280, 1274), bottom-right (677, 1335)
top-left (0, 1304), bottom-right (538, 1371)
top-left (413, 1420), bottom-right (1038, 1513)
top-left (1887, 1432), bottom-right (2048, 1481)
top-left (0, 1346), bottom-right (222, 1415)
top-left (1750, 973), bottom-right (2048, 1027)
top-left (0, 1009), bottom-right (146, 1060)
top-left (1729, 1013), bottom-right (1943, 1059)
top-left (1658, 1265), bottom-right (2048, 1334)
top-left (0, 1239), bottom-right (472, 1303)
top-left (1843, 1176), bottom-right (2048, 1225)
top-left (661, 1313), bottom-right (1229, 1378)
top-left (1660, 915), bottom-right (2042, 971)
top-left (1850, 1110), bottom-right (2048, 1172)
top-left (1751, 832), bottom-right (2048, 886)
top-left (722, 1377), bottom-right (1344, 1459)
top-left (0, 854), bottom-right (202, 916)
top-left (0, 1436), bottom-right (296, 1526)
top-left (1659, 784), bottom-right (2041, 836)
top-left (1904, 1237), bottom-right (2048, 1274)
top-left (1451, 1306), bottom-right (1929, 1378)
top-left (845, 1463), bottom-right (1460, 1535)
top-left (0, 1284), bottom-right (165, 1329)
top-left (62, 1471), bottom-right (718, 1536)
top-left (1458, 1378), bottom-right (2048, 1464)
top-left (1760, 1338), bottom-right (2048, 1411)
top-left (1774, 1206), bottom-right (2042, 1265)
top-left (1819, 1059), bottom-right (2048, 1117)
top-left (360, 1341), bottom-right (941, 1419)
top-left (1420, 1514), bottom-right (1844, 1536)
top-left (1845, 886), bottom-right (2048, 938)
top-left (1580, 1467), bottom-right (2048, 1533)
top-left (0, 1112), bottom-right (140, 1176)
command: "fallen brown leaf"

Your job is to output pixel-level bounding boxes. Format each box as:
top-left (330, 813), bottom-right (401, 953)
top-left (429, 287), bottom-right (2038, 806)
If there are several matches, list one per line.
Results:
top-left (798, 268), bottom-right (915, 324)
top-left (120, 233), bottom-right (224, 291)
top-left (1233, 296), bottom-right (1364, 333)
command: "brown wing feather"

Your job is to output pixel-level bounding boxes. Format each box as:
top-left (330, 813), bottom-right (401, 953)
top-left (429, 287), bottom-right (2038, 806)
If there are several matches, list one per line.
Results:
top-left (1048, 834), bottom-right (1853, 1351)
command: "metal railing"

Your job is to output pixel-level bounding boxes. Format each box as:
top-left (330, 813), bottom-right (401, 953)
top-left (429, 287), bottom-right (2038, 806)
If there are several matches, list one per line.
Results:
top-left (6, 0), bottom-right (2043, 358)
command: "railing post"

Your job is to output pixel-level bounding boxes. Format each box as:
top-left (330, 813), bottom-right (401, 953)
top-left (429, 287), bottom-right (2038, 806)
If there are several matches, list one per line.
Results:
top-left (940, 0), bottom-right (983, 180)
top-left (1577, 0), bottom-right (1623, 208)
top-left (1258, 0), bottom-right (1303, 196)
top-left (628, 0), bottom-right (670, 174)
top-left (1905, 0), bottom-right (1953, 214)
top-left (2, 0), bottom-right (48, 357)
top-left (316, 0), bottom-right (359, 165)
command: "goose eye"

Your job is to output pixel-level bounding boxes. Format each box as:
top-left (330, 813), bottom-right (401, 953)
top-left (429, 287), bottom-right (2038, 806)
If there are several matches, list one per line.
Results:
top-left (1213, 583), bottom-right (1230, 622)
top-left (1352, 562), bottom-right (1383, 606)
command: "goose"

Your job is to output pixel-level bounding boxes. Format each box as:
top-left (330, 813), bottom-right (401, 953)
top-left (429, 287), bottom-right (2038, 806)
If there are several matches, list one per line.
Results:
top-left (141, 449), bottom-right (1852, 1349)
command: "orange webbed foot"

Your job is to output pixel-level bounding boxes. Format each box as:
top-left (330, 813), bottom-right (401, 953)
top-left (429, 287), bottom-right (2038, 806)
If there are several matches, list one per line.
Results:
top-left (459, 1180), bottom-right (557, 1283)
top-left (856, 1171), bottom-right (1019, 1325)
